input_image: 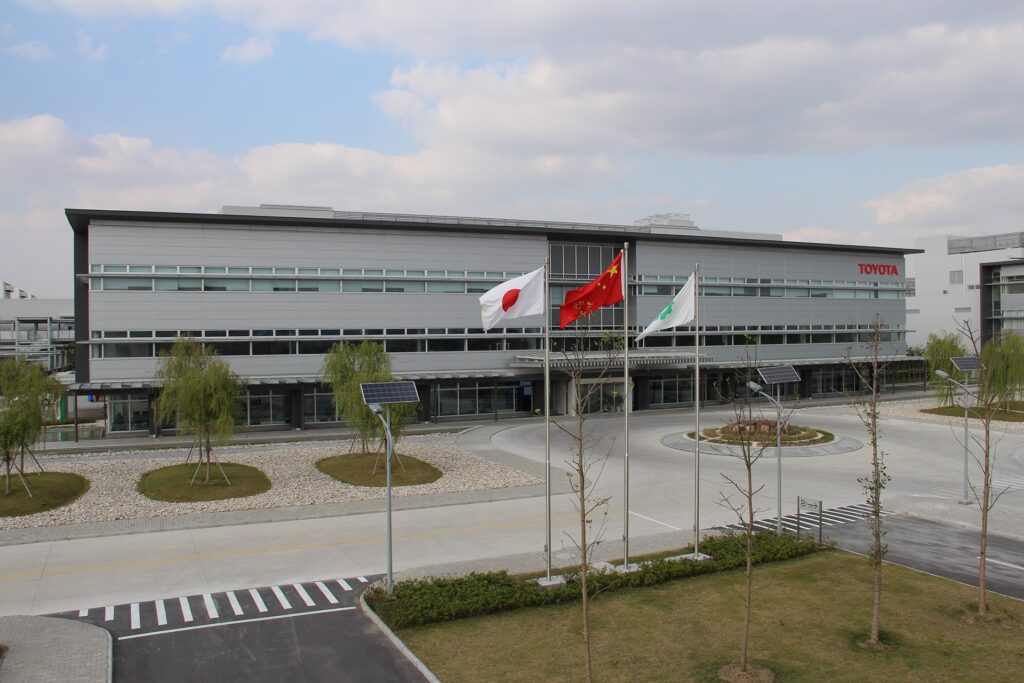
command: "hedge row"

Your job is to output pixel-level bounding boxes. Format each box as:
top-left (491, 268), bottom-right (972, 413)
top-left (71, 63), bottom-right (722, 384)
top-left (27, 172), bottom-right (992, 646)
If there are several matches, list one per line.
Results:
top-left (366, 532), bottom-right (823, 629)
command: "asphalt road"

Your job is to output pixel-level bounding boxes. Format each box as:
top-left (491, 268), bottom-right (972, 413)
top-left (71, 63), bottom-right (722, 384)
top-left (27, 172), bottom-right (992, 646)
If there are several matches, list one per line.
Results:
top-left (55, 575), bottom-right (425, 683)
top-left (824, 513), bottom-right (1024, 601)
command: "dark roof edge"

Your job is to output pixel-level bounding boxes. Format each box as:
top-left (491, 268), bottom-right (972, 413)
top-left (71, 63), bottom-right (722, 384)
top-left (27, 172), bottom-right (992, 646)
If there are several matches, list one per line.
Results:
top-left (64, 208), bottom-right (922, 255)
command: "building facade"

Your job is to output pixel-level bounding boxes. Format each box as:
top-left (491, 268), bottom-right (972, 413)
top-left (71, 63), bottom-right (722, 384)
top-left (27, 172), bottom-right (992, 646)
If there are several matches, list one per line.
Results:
top-left (905, 233), bottom-right (1024, 347)
top-left (67, 206), bottom-right (917, 435)
top-left (0, 290), bottom-right (75, 371)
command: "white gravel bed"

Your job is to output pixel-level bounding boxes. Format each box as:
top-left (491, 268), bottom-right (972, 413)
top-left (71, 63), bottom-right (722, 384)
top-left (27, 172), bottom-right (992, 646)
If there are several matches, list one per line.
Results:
top-left (2, 434), bottom-right (540, 530)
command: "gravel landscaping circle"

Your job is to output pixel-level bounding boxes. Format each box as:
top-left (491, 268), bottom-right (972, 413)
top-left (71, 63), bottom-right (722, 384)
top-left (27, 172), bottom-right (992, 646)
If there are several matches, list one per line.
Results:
top-left (2, 434), bottom-right (540, 530)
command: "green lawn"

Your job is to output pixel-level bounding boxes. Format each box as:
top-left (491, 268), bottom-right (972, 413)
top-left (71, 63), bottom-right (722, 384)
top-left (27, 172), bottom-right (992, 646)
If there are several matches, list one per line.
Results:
top-left (316, 453), bottom-right (442, 487)
top-left (921, 401), bottom-right (1024, 422)
top-left (137, 462), bottom-right (271, 502)
top-left (399, 551), bottom-right (1024, 682)
top-left (0, 472), bottom-right (90, 517)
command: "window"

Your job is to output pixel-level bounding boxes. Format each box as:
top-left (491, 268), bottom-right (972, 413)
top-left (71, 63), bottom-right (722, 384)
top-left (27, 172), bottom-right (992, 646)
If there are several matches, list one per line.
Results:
top-left (949, 270), bottom-right (964, 285)
top-left (203, 278), bottom-right (249, 292)
top-left (103, 277), bottom-right (152, 291)
top-left (342, 280), bottom-right (383, 292)
top-left (297, 280), bottom-right (341, 293)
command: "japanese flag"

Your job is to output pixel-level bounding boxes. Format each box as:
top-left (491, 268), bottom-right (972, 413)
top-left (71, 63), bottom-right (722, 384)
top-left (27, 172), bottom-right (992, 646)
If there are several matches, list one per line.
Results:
top-left (479, 267), bottom-right (545, 331)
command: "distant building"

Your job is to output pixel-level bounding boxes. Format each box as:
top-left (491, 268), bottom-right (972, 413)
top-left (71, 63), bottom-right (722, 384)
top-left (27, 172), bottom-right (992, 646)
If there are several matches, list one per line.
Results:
top-left (905, 233), bottom-right (1024, 347)
top-left (0, 283), bottom-right (75, 371)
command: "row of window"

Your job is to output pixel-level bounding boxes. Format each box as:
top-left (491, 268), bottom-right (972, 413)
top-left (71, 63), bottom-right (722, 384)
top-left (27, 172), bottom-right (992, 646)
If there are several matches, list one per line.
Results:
top-left (90, 329), bottom-right (906, 360)
top-left (91, 275), bottom-right (907, 300)
top-left (90, 264), bottom-right (525, 279)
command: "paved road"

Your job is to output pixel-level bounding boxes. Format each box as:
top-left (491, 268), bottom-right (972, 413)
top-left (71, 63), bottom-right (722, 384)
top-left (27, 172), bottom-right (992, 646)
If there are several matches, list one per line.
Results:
top-left (53, 574), bottom-right (425, 682)
top-left (824, 513), bottom-right (1024, 601)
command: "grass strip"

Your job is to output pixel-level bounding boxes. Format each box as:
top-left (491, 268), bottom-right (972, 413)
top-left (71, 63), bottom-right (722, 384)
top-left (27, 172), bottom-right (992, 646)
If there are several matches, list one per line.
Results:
top-left (399, 550), bottom-right (1024, 682)
top-left (0, 472), bottom-right (90, 517)
top-left (316, 453), bottom-right (442, 487)
top-left (921, 402), bottom-right (1024, 422)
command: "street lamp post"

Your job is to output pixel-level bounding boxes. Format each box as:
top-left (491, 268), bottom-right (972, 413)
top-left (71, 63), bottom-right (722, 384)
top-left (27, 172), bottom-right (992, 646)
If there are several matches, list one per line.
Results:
top-left (935, 370), bottom-right (973, 505)
top-left (747, 380), bottom-right (783, 534)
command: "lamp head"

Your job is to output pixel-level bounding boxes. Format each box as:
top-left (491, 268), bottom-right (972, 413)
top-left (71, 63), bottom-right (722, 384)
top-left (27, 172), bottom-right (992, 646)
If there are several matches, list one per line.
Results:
top-left (369, 403), bottom-right (382, 415)
top-left (934, 370), bottom-right (951, 380)
top-left (746, 380), bottom-right (764, 393)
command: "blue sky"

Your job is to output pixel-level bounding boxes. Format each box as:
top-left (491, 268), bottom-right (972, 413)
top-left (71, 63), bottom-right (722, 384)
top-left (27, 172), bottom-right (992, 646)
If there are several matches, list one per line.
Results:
top-left (3, 1), bottom-right (1024, 296)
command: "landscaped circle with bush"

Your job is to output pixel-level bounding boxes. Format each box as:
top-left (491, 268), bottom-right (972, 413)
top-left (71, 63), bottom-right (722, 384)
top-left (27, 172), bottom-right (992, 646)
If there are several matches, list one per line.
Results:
top-left (316, 453), bottom-right (442, 487)
top-left (0, 472), bottom-right (90, 517)
top-left (688, 419), bottom-right (835, 446)
top-left (137, 463), bottom-right (272, 502)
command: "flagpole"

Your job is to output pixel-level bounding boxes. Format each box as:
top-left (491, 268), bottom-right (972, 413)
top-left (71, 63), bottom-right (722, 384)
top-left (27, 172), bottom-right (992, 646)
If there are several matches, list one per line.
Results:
top-left (622, 243), bottom-right (631, 569)
top-left (693, 262), bottom-right (702, 558)
top-left (544, 256), bottom-right (553, 582)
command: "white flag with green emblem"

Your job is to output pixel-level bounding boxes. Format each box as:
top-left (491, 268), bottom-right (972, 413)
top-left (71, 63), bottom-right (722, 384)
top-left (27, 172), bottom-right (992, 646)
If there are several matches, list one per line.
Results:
top-left (635, 273), bottom-right (696, 343)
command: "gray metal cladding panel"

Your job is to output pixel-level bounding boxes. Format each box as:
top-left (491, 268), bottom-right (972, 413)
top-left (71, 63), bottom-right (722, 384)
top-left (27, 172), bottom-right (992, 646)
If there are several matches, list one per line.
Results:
top-left (634, 298), bottom-right (906, 329)
top-left (635, 242), bottom-right (905, 283)
top-left (89, 222), bottom-right (547, 271)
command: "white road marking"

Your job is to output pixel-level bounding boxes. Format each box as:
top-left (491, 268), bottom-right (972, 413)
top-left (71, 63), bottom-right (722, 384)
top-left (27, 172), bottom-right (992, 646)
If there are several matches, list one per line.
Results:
top-left (293, 584), bottom-right (316, 607)
top-left (980, 557), bottom-right (1024, 572)
top-left (629, 511), bottom-right (682, 531)
top-left (117, 607), bottom-right (356, 641)
top-left (336, 579), bottom-right (352, 592)
top-left (203, 593), bottom-right (219, 619)
top-left (155, 600), bottom-right (167, 626)
top-left (226, 591), bottom-right (244, 616)
top-left (356, 576), bottom-right (368, 583)
top-left (78, 608), bottom-right (88, 617)
top-left (130, 603), bottom-right (140, 630)
top-left (271, 585), bottom-right (292, 610)
top-left (248, 589), bottom-right (268, 613)
top-left (314, 581), bottom-right (338, 604)
top-left (104, 606), bottom-right (114, 621)
top-left (179, 596), bottom-right (193, 623)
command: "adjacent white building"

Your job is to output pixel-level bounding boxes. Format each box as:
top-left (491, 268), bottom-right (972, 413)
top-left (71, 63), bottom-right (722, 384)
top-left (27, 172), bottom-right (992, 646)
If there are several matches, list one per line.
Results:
top-left (905, 233), bottom-right (1024, 347)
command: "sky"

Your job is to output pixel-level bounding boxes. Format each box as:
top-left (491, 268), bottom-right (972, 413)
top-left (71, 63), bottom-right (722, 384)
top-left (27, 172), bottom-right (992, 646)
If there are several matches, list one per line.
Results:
top-left (3, 1), bottom-right (1024, 297)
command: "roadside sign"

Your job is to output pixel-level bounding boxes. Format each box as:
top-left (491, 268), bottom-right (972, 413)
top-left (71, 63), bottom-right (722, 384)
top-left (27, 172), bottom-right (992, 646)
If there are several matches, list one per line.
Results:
top-left (796, 496), bottom-right (823, 543)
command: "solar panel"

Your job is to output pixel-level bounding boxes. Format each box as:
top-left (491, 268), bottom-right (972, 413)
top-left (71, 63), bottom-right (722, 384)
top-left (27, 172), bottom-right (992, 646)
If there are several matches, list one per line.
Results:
top-left (757, 366), bottom-right (801, 385)
top-left (951, 356), bottom-right (982, 372)
top-left (360, 381), bottom-right (420, 405)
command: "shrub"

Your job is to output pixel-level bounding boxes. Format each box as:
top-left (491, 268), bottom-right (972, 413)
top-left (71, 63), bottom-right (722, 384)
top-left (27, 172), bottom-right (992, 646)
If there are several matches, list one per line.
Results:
top-left (367, 533), bottom-right (822, 629)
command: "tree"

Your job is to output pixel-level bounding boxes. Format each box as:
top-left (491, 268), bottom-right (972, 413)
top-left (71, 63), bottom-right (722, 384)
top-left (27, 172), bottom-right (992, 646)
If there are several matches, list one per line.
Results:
top-left (924, 332), bottom-right (968, 406)
top-left (847, 316), bottom-right (892, 647)
top-left (154, 338), bottom-right (242, 485)
top-left (954, 323), bottom-right (1020, 614)
top-left (0, 357), bottom-right (63, 495)
top-left (550, 327), bottom-right (619, 683)
top-left (321, 341), bottom-right (410, 457)
top-left (715, 365), bottom-right (770, 678)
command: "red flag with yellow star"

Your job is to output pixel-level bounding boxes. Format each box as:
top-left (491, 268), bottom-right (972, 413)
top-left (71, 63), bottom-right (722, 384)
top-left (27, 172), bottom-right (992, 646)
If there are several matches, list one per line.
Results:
top-left (559, 250), bottom-right (624, 329)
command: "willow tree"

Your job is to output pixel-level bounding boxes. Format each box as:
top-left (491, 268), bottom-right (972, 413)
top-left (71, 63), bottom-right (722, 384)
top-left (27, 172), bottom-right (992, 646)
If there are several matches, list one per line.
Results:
top-left (0, 357), bottom-right (63, 495)
top-left (154, 338), bottom-right (241, 485)
top-left (924, 332), bottom-right (968, 406)
top-left (321, 340), bottom-right (409, 456)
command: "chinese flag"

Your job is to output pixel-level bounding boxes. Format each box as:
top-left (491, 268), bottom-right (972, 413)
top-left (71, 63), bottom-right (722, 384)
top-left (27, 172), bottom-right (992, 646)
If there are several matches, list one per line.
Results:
top-left (559, 250), bottom-right (625, 329)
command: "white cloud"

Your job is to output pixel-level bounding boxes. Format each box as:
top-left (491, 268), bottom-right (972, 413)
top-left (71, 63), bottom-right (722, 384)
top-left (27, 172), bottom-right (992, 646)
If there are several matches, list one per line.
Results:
top-left (157, 30), bottom-right (190, 53)
top-left (864, 163), bottom-right (1024, 236)
top-left (220, 36), bottom-right (274, 64)
top-left (76, 31), bottom-right (107, 60)
top-left (7, 40), bottom-right (50, 60)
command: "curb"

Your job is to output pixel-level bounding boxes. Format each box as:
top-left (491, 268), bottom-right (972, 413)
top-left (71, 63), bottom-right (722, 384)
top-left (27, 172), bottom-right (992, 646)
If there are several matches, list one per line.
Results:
top-left (359, 587), bottom-right (442, 683)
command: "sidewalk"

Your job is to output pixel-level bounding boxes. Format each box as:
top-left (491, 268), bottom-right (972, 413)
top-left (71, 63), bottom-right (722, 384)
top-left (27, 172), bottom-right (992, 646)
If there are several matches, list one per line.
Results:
top-left (0, 616), bottom-right (110, 682)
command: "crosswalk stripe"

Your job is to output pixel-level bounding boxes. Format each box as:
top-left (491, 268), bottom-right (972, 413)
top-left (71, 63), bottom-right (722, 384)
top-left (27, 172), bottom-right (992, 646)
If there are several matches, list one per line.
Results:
top-left (203, 593), bottom-right (219, 620)
top-left (293, 584), bottom-right (316, 607)
top-left (226, 591), bottom-right (244, 616)
top-left (104, 606), bottom-right (114, 621)
top-left (155, 600), bottom-right (167, 626)
top-left (249, 589), bottom-right (268, 613)
top-left (130, 603), bottom-right (140, 630)
top-left (356, 577), bottom-right (368, 583)
top-left (78, 608), bottom-right (88, 617)
top-left (336, 579), bottom-right (352, 592)
top-left (314, 581), bottom-right (338, 605)
top-left (179, 596), bottom-right (193, 623)
top-left (271, 586), bottom-right (292, 610)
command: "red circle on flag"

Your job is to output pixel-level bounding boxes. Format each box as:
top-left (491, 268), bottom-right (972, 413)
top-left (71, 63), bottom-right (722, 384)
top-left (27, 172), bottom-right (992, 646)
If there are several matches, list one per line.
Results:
top-left (502, 288), bottom-right (521, 312)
